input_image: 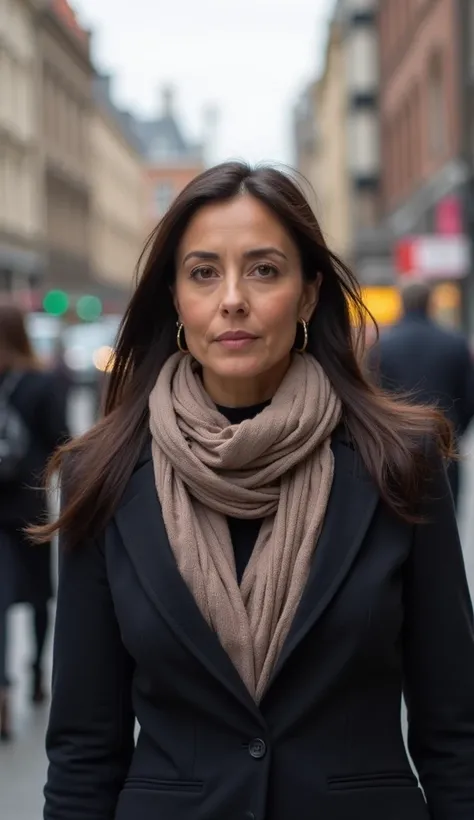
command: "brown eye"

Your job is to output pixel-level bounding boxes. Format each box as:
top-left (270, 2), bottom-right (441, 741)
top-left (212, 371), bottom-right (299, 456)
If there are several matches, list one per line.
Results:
top-left (190, 266), bottom-right (217, 281)
top-left (253, 263), bottom-right (278, 278)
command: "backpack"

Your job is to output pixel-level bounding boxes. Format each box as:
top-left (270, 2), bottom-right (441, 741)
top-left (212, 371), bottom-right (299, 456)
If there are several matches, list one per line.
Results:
top-left (0, 373), bottom-right (30, 483)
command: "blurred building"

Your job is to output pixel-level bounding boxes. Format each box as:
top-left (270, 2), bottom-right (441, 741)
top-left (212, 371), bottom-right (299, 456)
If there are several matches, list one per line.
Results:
top-left (131, 87), bottom-right (205, 233)
top-left (378, 0), bottom-right (469, 329)
top-left (37, 0), bottom-right (94, 297)
top-left (0, 0), bottom-right (45, 295)
top-left (90, 75), bottom-right (146, 304)
top-left (293, 80), bottom-right (319, 213)
top-left (460, 1), bottom-right (474, 332)
top-left (341, 0), bottom-right (386, 283)
top-left (294, 0), bottom-right (388, 275)
top-left (313, 14), bottom-right (351, 259)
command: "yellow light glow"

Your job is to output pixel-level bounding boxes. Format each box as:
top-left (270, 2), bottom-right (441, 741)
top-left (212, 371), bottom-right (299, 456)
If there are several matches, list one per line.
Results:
top-left (348, 287), bottom-right (402, 327)
top-left (92, 345), bottom-right (115, 373)
top-left (361, 287), bottom-right (402, 326)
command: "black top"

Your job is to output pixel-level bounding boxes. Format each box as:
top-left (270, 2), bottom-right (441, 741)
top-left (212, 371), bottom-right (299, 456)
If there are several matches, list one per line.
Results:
top-left (217, 401), bottom-right (270, 584)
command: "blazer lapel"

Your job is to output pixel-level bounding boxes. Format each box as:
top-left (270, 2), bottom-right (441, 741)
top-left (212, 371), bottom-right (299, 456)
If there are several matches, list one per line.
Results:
top-left (114, 457), bottom-right (263, 722)
top-left (268, 431), bottom-right (380, 689)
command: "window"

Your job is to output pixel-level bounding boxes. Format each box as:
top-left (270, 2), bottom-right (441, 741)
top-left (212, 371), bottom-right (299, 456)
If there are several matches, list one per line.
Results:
top-left (153, 182), bottom-right (174, 216)
top-left (428, 50), bottom-right (446, 158)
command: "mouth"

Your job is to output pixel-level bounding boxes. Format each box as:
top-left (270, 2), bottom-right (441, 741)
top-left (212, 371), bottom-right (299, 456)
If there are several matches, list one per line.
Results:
top-left (214, 331), bottom-right (258, 350)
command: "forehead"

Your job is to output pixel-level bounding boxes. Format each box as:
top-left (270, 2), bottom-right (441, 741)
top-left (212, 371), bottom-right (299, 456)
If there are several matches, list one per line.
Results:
top-left (177, 195), bottom-right (298, 260)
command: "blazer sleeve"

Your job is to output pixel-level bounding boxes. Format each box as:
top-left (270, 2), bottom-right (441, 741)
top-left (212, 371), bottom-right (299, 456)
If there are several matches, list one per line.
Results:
top-left (403, 447), bottom-right (474, 819)
top-left (44, 529), bottom-right (135, 820)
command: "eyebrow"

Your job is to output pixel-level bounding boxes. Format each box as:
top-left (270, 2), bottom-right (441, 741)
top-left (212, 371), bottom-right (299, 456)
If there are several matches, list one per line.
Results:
top-left (182, 246), bottom-right (288, 265)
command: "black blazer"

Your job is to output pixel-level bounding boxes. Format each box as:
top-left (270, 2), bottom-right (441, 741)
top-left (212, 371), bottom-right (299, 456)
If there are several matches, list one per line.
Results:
top-left (44, 430), bottom-right (474, 820)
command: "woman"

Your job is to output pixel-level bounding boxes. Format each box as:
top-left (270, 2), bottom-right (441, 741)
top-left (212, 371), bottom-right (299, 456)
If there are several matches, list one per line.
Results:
top-left (0, 303), bottom-right (69, 740)
top-left (38, 163), bottom-right (474, 820)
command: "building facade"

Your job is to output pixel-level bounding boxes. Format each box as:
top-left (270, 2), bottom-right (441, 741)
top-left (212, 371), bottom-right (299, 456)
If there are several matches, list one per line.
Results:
top-left (37, 0), bottom-right (94, 298)
top-left (0, 0), bottom-right (44, 295)
top-left (379, 0), bottom-right (464, 233)
top-left (294, 0), bottom-right (388, 285)
top-left (89, 76), bottom-right (146, 302)
top-left (313, 16), bottom-right (352, 260)
top-left (131, 88), bottom-right (205, 234)
top-left (378, 0), bottom-right (469, 328)
top-left (339, 0), bottom-right (389, 284)
top-left (293, 80), bottom-right (319, 210)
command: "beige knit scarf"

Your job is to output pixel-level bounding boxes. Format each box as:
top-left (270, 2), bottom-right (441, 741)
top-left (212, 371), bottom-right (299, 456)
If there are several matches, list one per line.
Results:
top-left (149, 352), bottom-right (342, 702)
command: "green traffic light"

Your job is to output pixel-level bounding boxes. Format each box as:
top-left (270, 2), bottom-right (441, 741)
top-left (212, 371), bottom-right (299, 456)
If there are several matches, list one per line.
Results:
top-left (76, 295), bottom-right (103, 322)
top-left (43, 290), bottom-right (69, 316)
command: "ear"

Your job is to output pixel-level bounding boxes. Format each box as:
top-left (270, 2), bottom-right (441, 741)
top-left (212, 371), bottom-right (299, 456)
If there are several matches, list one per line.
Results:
top-left (299, 272), bottom-right (322, 321)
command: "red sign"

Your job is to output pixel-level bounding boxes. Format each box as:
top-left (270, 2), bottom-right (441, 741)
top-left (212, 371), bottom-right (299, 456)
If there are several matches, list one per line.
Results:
top-left (394, 235), bottom-right (470, 280)
top-left (435, 196), bottom-right (462, 235)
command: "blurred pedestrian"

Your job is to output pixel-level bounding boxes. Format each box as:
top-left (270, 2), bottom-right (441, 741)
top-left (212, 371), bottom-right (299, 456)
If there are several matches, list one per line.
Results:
top-left (0, 303), bottom-right (69, 741)
top-left (369, 280), bottom-right (474, 506)
top-left (38, 163), bottom-right (474, 819)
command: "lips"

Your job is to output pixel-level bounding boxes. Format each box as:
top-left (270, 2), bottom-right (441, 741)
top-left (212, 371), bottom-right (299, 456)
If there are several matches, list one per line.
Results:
top-left (215, 331), bottom-right (258, 342)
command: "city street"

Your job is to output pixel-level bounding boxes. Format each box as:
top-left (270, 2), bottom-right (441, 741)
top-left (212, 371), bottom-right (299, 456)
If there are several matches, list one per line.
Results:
top-left (1, 393), bottom-right (474, 819)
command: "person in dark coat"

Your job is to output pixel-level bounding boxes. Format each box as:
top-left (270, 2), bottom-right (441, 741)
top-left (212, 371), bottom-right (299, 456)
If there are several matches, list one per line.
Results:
top-left (37, 163), bottom-right (474, 820)
top-left (369, 280), bottom-right (474, 506)
top-left (0, 302), bottom-right (69, 740)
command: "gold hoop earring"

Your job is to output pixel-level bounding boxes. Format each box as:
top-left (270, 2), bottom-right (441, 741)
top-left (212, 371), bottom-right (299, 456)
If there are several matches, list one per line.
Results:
top-left (294, 318), bottom-right (308, 353)
top-left (176, 322), bottom-right (188, 353)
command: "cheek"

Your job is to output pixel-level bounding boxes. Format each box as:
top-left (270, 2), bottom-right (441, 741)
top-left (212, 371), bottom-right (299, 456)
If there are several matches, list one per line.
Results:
top-left (261, 293), bottom-right (299, 335)
top-left (175, 287), bottom-right (210, 331)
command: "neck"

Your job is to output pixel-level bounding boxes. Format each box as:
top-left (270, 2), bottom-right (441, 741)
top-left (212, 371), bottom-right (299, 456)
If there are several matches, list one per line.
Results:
top-left (202, 356), bottom-right (291, 408)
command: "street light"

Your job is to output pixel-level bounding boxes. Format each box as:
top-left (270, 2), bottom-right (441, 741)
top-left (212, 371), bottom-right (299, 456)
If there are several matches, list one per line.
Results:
top-left (76, 295), bottom-right (102, 322)
top-left (43, 289), bottom-right (69, 316)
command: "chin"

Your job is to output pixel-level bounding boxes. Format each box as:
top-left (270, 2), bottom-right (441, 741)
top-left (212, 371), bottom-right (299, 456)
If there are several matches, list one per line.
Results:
top-left (210, 356), bottom-right (268, 381)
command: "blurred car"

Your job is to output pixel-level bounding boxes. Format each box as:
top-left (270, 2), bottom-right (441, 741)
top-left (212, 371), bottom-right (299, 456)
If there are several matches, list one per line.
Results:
top-left (62, 317), bottom-right (121, 387)
top-left (25, 313), bottom-right (63, 368)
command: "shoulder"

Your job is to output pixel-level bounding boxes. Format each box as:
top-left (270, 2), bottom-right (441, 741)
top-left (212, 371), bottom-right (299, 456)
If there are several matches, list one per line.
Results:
top-left (7, 369), bottom-right (54, 406)
top-left (134, 435), bottom-right (152, 473)
top-left (438, 325), bottom-right (471, 355)
top-left (372, 324), bottom-right (405, 354)
top-left (376, 325), bottom-right (399, 345)
top-left (416, 433), bottom-right (451, 503)
top-left (17, 369), bottom-right (57, 393)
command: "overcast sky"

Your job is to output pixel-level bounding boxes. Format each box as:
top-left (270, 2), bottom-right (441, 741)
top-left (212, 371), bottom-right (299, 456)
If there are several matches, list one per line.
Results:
top-left (72, 0), bottom-right (336, 165)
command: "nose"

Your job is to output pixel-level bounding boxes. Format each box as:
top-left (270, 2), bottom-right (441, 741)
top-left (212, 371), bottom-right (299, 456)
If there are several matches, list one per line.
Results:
top-left (219, 276), bottom-right (249, 317)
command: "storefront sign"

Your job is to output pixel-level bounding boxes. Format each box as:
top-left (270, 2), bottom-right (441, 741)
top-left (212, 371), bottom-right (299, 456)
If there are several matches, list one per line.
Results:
top-left (395, 234), bottom-right (470, 280)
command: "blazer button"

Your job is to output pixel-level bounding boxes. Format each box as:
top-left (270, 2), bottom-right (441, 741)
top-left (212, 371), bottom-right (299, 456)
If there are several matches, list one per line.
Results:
top-left (248, 738), bottom-right (267, 759)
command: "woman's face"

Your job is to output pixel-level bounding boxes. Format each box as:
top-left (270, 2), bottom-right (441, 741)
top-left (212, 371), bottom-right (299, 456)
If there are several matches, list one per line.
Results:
top-left (174, 194), bottom-right (320, 406)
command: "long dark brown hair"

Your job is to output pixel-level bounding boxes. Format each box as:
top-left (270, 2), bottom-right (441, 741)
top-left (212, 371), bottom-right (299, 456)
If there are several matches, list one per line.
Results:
top-left (31, 162), bottom-right (451, 546)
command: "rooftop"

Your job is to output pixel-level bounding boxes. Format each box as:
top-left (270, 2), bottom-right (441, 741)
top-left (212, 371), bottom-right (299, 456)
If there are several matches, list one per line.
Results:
top-left (130, 87), bottom-right (204, 165)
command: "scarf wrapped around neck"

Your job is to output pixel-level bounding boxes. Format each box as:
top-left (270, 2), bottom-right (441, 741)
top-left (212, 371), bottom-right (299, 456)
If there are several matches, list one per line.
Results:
top-left (149, 352), bottom-right (342, 702)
